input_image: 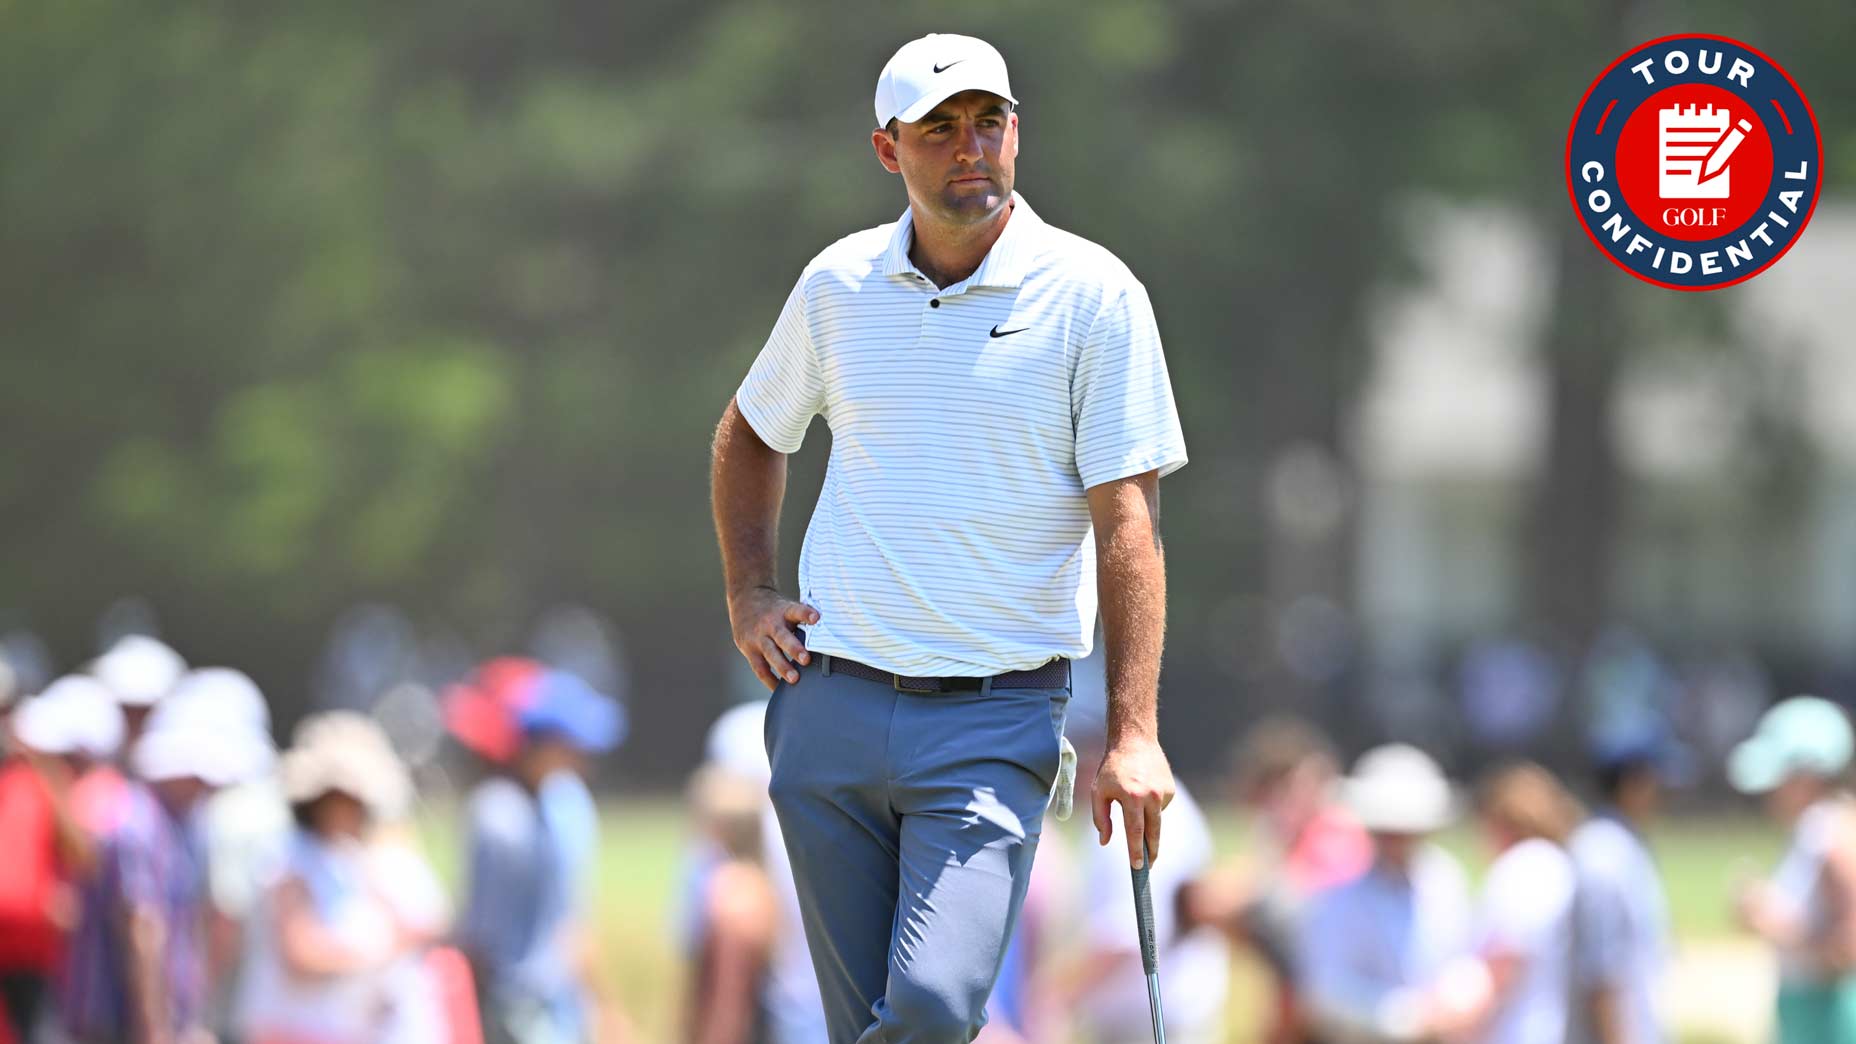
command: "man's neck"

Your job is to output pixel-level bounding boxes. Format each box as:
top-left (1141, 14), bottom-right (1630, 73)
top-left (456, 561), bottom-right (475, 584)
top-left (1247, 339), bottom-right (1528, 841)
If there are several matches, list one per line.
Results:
top-left (909, 197), bottom-right (1014, 289)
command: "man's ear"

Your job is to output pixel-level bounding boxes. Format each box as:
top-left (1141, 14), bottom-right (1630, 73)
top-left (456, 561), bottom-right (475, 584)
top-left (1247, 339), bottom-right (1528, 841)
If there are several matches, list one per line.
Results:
top-left (871, 129), bottom-right (902, 174)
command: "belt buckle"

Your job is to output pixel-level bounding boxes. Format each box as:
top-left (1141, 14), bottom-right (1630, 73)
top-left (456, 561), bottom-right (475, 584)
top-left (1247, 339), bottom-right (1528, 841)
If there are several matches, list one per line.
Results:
top-left (893, 674), bottom-right (940, 694)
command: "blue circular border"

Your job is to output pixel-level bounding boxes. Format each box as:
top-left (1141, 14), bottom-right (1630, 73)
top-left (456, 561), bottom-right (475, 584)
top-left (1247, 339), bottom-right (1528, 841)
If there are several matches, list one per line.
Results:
top-left (1567, 35), bottom-right (1821, 290)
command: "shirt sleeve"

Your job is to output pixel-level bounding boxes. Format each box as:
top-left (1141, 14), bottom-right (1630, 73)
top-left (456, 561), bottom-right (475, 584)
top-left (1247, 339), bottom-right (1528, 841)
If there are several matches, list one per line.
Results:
top-left (113, 823), bottom-right (166, 912)
top-left (1573, 859), bottom-right (1630, 987)
top-left (734, 273), bottom-right (824, 454)
top-left (1070, 278), bottom-right (1188, 490)
top-left (1481, 846), bottom-right (1573, 956)
top-left (456, 790), bottom-right (533, 965)
top-left (540, 772), bottom-right (600, 910)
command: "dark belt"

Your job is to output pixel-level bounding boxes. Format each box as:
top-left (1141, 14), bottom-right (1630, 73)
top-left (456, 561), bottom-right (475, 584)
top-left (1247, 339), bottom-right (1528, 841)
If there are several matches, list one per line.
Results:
top-left (821, 654), bottom-right (1071, 694)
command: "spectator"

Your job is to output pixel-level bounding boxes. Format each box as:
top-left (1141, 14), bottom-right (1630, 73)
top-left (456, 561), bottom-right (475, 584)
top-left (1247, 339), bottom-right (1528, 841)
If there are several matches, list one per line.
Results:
top-left (0, 680), bottom-right (121, 1043)
top-left (235, 710), bottom-right (427, 1044)
top-left (683, 763), bottom-right (779, 1044)
top-left (683, 700), bottom-right (826, 1044)
top-left (1729, 696), bottom-right (1856, 1043)
top-left (456, 669), bottom-right (628, 1044)
top-left (130, 667), bottom-right (288, 1038)
top-left (1184, 716), bottom-right (1369, 1043)
top-left (1298, 744), bottom-right (1475, 1044)
top-left (89, 636), bottom-right (185, 746)
top-left (1569, 735), bottom-right (1682, 1044)
top-left (1464, 762), bottom-right (1581, 1044)
top-left (58, 703), bottom-right (267, 1044)
top-left (76, 638), bottom-right (187, 843)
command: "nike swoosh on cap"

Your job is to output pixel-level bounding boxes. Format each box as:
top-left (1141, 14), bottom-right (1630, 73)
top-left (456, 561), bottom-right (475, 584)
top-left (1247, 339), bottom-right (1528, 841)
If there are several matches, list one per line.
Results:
top-left (933, 59), bottom-right (966, 74)
top-left (989, 324), bottom-right (1029, 338)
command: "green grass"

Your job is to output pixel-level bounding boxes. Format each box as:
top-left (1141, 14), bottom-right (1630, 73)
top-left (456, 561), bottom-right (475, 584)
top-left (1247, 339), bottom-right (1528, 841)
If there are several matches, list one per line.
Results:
top-left (413, 801), bottom-right (1789, 1042)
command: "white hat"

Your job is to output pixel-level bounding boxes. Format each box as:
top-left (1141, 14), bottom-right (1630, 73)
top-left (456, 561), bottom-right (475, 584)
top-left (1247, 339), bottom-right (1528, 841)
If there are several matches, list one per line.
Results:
top-left (14, 676), bottom-right (124, 759)
top-left (132, 724), bottom-right (258, 786)
top-left (13, 694), bottom-right (79, 756)
top-left (91, 635), bottom-right (186, 707)
top-left (874, 33), bottom-right (1017, 128)
top-left (280, 711), bottom-right (412, 819)
top-left (153, 667), bottom-right (272, 736)
top-left (141, 668), bottom-right (276, 782)
top-left (703, 701), bottom-right (771, 784)
top-left (1340, 744), bottom-right (1459, 835)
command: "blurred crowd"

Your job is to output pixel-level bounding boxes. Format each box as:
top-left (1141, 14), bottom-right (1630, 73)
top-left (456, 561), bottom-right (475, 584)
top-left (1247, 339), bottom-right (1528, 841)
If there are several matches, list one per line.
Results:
top-left (680, 685), bottom-right (1856, 1044)
top-left (8, 628), bottom-right (1856, 1044)
top-left (0, 637), bottom-right (630, 1044)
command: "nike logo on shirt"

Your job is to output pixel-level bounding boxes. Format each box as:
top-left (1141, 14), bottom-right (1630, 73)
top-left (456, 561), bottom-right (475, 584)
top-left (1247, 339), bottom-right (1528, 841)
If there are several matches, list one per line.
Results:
top-left (989, 324), bottom-right (1029, 338)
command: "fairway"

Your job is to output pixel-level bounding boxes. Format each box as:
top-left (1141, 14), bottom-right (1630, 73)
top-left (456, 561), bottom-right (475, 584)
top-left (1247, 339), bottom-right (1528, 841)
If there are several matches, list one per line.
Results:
top-left (416, 800), bottom-right (1787, 1043)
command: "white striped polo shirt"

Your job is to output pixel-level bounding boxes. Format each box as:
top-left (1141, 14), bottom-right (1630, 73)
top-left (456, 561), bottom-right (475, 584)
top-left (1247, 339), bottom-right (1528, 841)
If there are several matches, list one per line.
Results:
top-left (735, 193), bottom-right (1187, 676)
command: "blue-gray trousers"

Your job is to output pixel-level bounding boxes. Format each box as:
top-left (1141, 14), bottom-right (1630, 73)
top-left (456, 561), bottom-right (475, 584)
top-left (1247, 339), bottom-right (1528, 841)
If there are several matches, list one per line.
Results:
top-left (764, 655), bottom-right (1070, 1043)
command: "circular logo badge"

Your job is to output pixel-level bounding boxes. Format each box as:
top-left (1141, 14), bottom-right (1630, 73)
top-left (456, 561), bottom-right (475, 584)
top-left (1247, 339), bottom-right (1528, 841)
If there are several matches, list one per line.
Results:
top-left (1566, 35), bottom-right (1821, 291)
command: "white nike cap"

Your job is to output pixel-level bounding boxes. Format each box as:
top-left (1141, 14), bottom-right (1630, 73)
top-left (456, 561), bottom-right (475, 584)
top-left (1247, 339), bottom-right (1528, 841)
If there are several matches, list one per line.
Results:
top-left (874, 34), bottom-right (1017, 128)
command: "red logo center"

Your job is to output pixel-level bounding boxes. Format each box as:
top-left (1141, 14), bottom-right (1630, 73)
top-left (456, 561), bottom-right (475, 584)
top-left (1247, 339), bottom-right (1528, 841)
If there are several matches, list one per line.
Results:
top-left (1613, 82), bottom-right (1773, 243)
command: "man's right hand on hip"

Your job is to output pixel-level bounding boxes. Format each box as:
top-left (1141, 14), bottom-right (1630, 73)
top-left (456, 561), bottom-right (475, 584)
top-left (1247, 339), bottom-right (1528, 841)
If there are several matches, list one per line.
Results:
top-left (728, 586), bottom-right (820, 689)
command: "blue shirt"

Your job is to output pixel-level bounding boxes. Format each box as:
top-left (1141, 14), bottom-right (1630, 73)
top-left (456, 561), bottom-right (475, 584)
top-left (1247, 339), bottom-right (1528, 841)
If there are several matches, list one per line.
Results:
top-left (60, 783), bottom-right (208, 1041)
top-left (1570, 812), bottom-right (1668, 1044)
top-left (1299, 845), bottom-right (1474, 1039)
top-left (458, 772), bottom-right (598, 1033)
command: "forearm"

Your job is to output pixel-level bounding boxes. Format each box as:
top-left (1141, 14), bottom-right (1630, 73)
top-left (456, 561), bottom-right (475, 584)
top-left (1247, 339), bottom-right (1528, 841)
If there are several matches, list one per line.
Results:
top-left (280, 920), bottom-right (377, 978)
top-left (689, 938), bottom-right (763, 1044)
top-left (126, 907), bottom-right (173, 1044)
top-left (711, 397), bottom-right (788, 600)
top-left (27, 754), bottom-right (99, 876)
top-left (1094, 486), bottom-right (1165, 743)
top-left (1586, 985), bottom-right (1626, 1044)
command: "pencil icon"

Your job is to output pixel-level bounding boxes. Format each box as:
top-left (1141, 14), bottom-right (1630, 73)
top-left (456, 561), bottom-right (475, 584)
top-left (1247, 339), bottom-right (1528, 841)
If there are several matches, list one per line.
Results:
top-left (1700, 118), bottom-right (1753, 183)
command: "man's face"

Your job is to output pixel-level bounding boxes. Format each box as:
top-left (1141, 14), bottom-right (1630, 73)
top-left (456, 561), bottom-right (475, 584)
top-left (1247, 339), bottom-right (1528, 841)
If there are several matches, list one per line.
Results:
top-left (872, 90), bottom-right (1018, 226)
top-left (1617, 767), bottom-right (1663, 819)
top-left (153, 775), bottom-right (212, 814)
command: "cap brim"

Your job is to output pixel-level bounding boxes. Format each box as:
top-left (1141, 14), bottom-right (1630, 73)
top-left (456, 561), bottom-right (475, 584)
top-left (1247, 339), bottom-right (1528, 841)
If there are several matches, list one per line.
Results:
top-left (894, 84), bottom-right (1018, 125)
top-left (1728, 738), bottom-right (1785, 794)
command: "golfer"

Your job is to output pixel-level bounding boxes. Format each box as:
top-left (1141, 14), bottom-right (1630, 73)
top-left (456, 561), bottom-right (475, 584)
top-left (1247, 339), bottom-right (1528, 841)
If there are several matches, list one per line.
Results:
top-left (710, 31), bottom-right (1187, 1043)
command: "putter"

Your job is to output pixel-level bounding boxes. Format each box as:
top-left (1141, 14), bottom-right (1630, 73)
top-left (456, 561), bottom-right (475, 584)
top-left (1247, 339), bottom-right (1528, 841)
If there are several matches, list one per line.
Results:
top-left (1130, 838), bottom-right (1167, 1043)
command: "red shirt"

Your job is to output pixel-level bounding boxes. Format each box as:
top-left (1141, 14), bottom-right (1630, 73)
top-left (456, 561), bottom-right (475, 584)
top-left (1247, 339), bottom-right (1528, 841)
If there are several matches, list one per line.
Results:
top-left (0, 758), bottom-right (66, 972)
top-left (1282, 805), bottom-right (1372, 898)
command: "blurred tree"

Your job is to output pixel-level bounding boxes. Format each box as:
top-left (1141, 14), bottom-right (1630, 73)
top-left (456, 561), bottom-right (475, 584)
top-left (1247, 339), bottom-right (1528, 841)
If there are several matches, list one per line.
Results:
top-left (0, 0), bottom-right (1849, 778)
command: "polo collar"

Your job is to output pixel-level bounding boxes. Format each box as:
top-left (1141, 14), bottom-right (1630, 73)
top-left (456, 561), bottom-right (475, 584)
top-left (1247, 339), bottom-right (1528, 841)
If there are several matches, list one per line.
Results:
top-left (881, 191), bottom-right (1040, 290)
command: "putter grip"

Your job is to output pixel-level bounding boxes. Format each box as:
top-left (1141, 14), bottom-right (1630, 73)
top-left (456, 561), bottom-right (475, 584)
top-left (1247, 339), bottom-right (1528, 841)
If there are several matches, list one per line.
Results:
top-left (1130, 842), bottom-right (1158, 975)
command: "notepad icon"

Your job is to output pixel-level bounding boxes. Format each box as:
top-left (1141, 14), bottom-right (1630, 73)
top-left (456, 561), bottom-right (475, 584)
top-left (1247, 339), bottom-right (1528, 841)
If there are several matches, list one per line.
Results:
top-left (1660, 105), bottom-right (1752, 199)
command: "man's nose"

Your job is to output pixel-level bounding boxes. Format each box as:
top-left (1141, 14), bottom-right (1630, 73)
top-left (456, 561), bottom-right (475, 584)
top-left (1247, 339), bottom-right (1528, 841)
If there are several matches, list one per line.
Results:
top-left (953, 122), bottom-right (984, 163)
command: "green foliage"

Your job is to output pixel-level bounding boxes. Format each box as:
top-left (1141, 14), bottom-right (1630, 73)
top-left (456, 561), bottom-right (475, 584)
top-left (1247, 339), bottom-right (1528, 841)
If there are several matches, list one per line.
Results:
top-left (0, 0), bottom-right (1849, 771)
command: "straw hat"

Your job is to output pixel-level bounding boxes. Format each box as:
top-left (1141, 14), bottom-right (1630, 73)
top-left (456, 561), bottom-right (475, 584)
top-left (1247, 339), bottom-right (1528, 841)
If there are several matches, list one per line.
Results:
top-left (280, 711), bottom-right (412, 819)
